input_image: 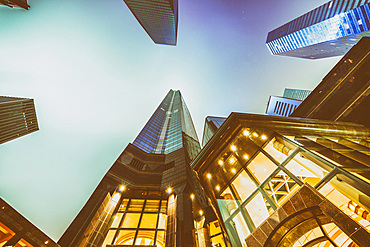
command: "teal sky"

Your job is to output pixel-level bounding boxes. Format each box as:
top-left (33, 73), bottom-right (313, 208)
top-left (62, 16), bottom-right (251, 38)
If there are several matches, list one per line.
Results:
top-left (0, 0), bottom-right (340, 241)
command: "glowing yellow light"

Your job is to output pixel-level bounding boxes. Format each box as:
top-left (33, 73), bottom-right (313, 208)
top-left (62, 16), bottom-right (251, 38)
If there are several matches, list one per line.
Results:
top-left (45, 240), bottom-right (49, 244)
top-left (216, 185), bottom-right (220, 191)
top-left (231, 168), bottom-right (236, 173)
top-left (253, 132), bottom-right (258, 137)
top-left (261, 135), bottom-right (267, 140)
top-left (243, 154), bottom-right (248, 159)
top-left (118, 185), bottom-right (126, 192)
top-left (243, 130), bottom-right (250, 136)
top-left (199, 210), bottom-right (203, 216)
top-left (206, 173), bottom-right (212, 179)
top-left (190, 194), bottom-right (195, 200)
top-left (218, 160), bottom-right (224, 166)
top-left (167, 187), bottom-right (172, 194)
top-left (229, 157), bottom-right (235, 164)
top-left (230, 145), bottom-right (237, 151)
top-left (1, 206), bottom-right (4, 210)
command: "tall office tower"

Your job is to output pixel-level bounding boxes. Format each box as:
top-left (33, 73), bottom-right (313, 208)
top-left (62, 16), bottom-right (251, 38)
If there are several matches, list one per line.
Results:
top-left (283, 88), bottom-right (312, 101)
top-left (123, 0), bottom-right (178, 45)
top-left (266, 0), bottom-right (370, 59)
top-left (0, 198), bottom-right (60, 247)
top-left (0, 96), bottom-right (39, 144)
top-left (292, 37), bottom-right (370, 127)
top-left (192, 113), bottom-right (370, 247)
top-left (59, 90), bottom-right (225, 247)
top-left (202, 116), bottom-right (226, 146)
top-left (0, 0), bottom-right (29, 9)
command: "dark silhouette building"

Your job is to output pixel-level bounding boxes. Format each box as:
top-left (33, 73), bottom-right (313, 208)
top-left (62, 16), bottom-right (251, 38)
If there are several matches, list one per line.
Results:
top-left (0, 0), bottom-right (29, 9)
top-left (123, 0), bottom-right (178, 45)
top-left (0, 96), bottom-right (39, 145)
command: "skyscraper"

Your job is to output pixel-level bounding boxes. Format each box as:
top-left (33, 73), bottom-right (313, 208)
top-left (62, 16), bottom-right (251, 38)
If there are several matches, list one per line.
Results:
top-left (266, 0), bottom-right (370, 59)
top-left (291, 37), bottom-right (370, 127)
top-left (123, 0), bottom-right (178, 45)
top-left (0, 96), bottom-right (39, 144)
top-left (59, 90), bottom-right (226, 247)
top-left (0, 0), bottom-right (29, 9)
top-left (192, 112), bottom-right (370, 247)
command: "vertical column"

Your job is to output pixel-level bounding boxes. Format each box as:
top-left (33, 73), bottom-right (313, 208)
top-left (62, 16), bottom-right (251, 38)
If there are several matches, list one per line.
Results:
top-left (166, 194), bottom-right (177, 247)
top-left (176, 192), bottom-right (195, 247)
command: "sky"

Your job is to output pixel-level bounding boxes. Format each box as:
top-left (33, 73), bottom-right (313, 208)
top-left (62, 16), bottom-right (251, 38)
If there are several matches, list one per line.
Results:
top-left (0, 0), bottom-right (341, 241)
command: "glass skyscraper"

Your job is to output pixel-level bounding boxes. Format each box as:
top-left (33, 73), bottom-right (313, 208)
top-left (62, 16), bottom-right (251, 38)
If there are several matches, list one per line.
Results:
top-left (58, 90), bottom-right (226, 247)
top-left (266, 0), bottom-right (370, 59)
top-left (123, 0), bottom-right (178, 45)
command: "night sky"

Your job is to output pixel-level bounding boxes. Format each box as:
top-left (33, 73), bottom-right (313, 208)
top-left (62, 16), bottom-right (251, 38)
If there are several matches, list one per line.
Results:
top-left (0, 0), bottom-right (340, 241)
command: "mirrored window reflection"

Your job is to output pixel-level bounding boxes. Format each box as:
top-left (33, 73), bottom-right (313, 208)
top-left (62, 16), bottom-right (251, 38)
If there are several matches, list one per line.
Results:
top-left (218, 187), bottom-right (240, 220)
top-left (231, 211), bottom-right (250, 246)
top-left (263, 170), bottom-right (300, 206)
top-left (245, 192), bottom-right (270, 228)
top-left (263, 137), bottom-right (294, 163)
top-left (247, 152), bottom-right (277, 184)
top-left (232, 170), bottom-right (257, 201)
top-left (284, 151), bottom-right (328, 186)
top-left (319, 179), bottom-right (370, 232)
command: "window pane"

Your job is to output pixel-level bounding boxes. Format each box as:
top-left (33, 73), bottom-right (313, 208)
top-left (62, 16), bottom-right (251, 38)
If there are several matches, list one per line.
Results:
top-left (160, 200), bottom-right (167, 214)
top-left (248, 152), bottom-right (277, 184)
top-left (158, 213), bottom-right (167, 229)
top-left (231, 211), bottom-right (250, 244)
top-left (101, 230), bottom-right (116, 246)
top-left (139, 213), bottom-right (158, 229)
top-left (217, 187), bottom-right (241, 220)
top-left (135, 230), bottom-right (155, 245)
top-left (119, 199), bottom-right (129, 212)
top-left (121, 213), bottom-right (141, 228)
top-left (111, 213), bottom-right (123, 228)
top-left (263, 170), bottom-right (300, 206)
top-left (263, 137), bottom-right (296, 163)
top-left (114, 230), bottom-right (136, 245)
top-left (232, 170), bottom-right (257, 201)
top-left (245, 193), bottom-right (270, 228)
top-left (128, 199), bottom-right (145, 211)
top-left (156, 231), bottom-right (166, 247)
top-left (144, 200), bottom-right (160, 212)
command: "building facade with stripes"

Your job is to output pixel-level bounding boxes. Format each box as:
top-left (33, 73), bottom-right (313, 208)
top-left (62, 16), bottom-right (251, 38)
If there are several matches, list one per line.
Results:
top-left (123, 0), bottom-right (178, 45)
top-left (266, 0), bottom-right (370, 59)
top-left (0, 96), bottom-right (39, 144)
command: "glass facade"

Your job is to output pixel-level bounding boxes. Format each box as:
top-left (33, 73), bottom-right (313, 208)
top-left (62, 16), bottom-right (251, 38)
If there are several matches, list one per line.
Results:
top-left (133, 90), bottom-right (200, 156)
top-left (197, 122), bottom-right (370, 247)
top-left (101, 198), bottom-right (167, 247)
top-left (123, 0), bottom-right (178, 45)
top-left (266, 1), bottom-right (370, 59)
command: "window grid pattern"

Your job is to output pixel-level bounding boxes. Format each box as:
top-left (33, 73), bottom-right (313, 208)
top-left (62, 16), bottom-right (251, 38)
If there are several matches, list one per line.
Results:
top-left (207, 128), bottom-right (370, 246)
top-left (102, 198), bottom-right (167, 246)
top-left (267, 2), bottom-right (370, 58)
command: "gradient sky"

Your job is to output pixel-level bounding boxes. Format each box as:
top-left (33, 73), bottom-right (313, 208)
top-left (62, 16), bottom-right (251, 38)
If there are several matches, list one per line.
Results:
top-left (0, 0), bottom-right (341, 241)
